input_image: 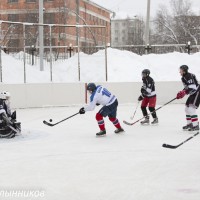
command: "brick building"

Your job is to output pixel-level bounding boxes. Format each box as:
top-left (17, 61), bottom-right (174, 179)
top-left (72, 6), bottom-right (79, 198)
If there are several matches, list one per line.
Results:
top-left (0, 0), bottom-right (112, 49)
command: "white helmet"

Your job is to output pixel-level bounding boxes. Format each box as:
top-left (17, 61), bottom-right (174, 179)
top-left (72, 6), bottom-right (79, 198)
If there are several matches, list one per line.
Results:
top-left (0, 92), bottom-right (6, 100)
top-left (2, 91), bottom-right (11, 99)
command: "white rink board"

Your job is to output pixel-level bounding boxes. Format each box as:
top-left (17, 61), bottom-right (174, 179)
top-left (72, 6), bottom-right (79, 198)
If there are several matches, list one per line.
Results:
top-left (0, 83), bottom-right (86, 108)
top-left (0, 82), bottom-right (184, 108)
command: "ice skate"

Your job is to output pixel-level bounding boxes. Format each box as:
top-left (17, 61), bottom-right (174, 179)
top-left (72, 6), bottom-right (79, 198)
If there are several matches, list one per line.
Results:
top-left (96, 130), bottom-right (106, 136)
top-left (140, 117), bottom-right (149, 125)
top-left (114, 128), bottom-right (124, 134)
top-left (182, 123), bottom-right (192, 130)
top-left (151, 118), bottom-right (158, 125)
top-left (188, 124), bottom-right (199, 131)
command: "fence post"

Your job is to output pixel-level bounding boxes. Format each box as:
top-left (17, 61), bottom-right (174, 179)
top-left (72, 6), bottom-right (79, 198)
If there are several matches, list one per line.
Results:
top-left (77, 27), bottom-right (81, 82)
top-left (49, 25), bottom-right (53, 82)
top-left (0, 46), bottom-right (2, 82)
top-left (105, 27), bottom-right (108, 81)
top-left (145, 44), bottom-right (151, 54)
top-left (23, 24), bottom-right (26, 83)
top-left (185, 41), bottom-right (192, 55)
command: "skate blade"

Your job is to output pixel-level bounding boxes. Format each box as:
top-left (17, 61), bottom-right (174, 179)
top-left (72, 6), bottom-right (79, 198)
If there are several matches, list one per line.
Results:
top-left (140, 123), bottom-right (150, 126)
top-left (188, 130), bottom-right (199, 132)
top-left (115, 130), bottom-right (125, 134)
top-left (96, 134), bottom-right (106, 137)
top-left (151, 123), bottom-right (159, 126)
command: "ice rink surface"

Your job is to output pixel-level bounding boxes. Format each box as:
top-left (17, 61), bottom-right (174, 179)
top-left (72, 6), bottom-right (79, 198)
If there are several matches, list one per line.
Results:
top-left (0, 104), bottom-right (200, 200)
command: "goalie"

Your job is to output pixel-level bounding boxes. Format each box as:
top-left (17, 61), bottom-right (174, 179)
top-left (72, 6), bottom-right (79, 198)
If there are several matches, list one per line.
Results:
top-left (0, 92), bottom-right (21, 138)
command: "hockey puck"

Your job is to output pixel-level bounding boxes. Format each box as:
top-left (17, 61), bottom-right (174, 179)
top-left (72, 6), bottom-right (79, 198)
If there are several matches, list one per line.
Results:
top-left (49, 119), bottom-right (53, 122)
top-left (162, 144), bottom-right (167, 147)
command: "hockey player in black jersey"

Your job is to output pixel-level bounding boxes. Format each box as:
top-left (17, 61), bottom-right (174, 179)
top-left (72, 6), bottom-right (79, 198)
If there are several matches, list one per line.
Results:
top-left (176, 65), bottom-right (200, 131)
top-left (138, 69), bottom-right (158, 125)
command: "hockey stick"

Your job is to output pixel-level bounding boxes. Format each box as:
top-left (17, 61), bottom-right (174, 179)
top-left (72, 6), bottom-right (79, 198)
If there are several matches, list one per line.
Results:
top-left (130, 101), bottom-right (139, 120)
top-left (7, 125), bottom-right (20, 134)
top-left (123, 97), bottom-right (177, 126)
top-left (2, 114), bottom-right (20, 134)
top-left (162, 132), bottom-right (199, 149)
top-left (43, 112), bottom-right (79, 127)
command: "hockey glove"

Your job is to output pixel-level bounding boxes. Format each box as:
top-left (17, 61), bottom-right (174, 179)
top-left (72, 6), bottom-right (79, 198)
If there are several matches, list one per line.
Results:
top-left (79, 107), bottom-right (85, 114)
top-left (176, 90), bottom-right (186, 99)
top-left (138, 95), bottom-right (144, 101)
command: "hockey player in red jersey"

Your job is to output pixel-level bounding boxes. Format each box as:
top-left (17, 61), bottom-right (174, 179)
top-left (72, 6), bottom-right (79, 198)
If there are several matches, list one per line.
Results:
top-left (79, 83), bottom-right (124, 136)
top-left (138, 69), bottom-right (158, 125)
top-left (176, 65), bottom-right (200, 131)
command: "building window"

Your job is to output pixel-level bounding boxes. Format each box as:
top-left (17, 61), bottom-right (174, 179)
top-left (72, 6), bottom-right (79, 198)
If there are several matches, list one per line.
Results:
top-left (115, 30), bottom-right (118, 34)
top-left (115, 37), bottom-right (118, 42)
top-left (26, 13), bottom-right (38, 23)
top-left (115, 23), bottom-right (119, 27)
top-left (26, 0), bottom-right (36, 2)
top-left (44, 0), bottom-right (54, 2)
top-left (122, 22), bottom-right (126, 26)
top-left (8, 14), bottom-right (19, 22)
top-left (44, 13), bottom-right (55, 24)
top-left (8, 0), bottom-right (18, 3)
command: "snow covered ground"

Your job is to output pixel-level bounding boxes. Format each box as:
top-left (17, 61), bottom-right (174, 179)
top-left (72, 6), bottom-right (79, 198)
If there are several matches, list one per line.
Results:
top-left (1, 48), bottom-right (200, 83)
top-left (0, 104), bottom-right (199, 200)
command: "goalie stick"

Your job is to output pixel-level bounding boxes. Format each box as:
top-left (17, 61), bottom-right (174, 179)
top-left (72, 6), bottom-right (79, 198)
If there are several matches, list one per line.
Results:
top-left (7, 125), bottom-right (20, 134)
top-left (123, 97), bottom-right (176, 126)
top-left (162, 132), bottom-right (199, 149)
top-left (43, 112), bottom-right (79, 127)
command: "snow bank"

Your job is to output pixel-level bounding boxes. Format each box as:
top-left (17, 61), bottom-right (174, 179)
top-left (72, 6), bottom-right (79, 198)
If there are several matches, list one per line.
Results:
top-left (1, 48), bottom-right (200, 83)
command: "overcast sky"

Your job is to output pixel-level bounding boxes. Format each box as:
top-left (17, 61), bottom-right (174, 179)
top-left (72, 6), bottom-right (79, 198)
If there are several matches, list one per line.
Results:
top-left (93, 0), bottom-right (200, 17)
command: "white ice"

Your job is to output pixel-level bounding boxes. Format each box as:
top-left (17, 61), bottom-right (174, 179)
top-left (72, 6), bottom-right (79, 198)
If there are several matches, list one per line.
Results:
top-left (0, 104), bottom-right (199, 200)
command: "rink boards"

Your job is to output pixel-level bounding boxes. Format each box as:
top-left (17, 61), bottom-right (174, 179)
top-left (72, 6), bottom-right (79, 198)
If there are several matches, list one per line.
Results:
top-left (0, 82), bottom-right (184, 108)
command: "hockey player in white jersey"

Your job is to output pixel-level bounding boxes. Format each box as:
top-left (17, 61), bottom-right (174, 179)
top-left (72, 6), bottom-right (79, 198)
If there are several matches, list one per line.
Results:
top-left (79, 83), bottom-right (124, 136)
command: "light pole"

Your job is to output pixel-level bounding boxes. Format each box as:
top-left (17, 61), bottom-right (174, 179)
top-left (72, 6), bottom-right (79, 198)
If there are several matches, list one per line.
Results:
top-left (145, 0), bottom-right (151, 54)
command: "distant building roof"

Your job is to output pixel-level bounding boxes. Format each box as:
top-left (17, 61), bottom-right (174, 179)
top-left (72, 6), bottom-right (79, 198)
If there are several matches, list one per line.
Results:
top-left (84, 0), bottom-right (113, 14)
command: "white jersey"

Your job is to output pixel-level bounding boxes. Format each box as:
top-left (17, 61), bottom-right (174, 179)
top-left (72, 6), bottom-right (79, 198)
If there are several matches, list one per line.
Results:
top-left (84, 85), bottom-right (116, 112)
top-left (5, 100), bottom-right (12, 117)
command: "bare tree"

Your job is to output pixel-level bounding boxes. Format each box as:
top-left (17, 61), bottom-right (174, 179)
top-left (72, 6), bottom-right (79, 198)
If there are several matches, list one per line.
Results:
top-left (153, 0), bottom-right (200, 49)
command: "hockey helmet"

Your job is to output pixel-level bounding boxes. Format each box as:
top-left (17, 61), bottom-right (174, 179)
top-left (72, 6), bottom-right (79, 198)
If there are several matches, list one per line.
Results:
top-left (87, 83), bottom-right (97, 92)
top-left (0, 92), bottom-right (6, 100)
top-left (142, 69), bottom-right (150, 76)
top-left (2, 91), bottom-right (11, 99)
top-left (180, 65), bottom-right (189, 73)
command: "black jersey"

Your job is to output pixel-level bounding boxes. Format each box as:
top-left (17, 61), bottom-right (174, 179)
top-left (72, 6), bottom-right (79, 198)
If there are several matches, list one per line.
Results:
top-left (181, 72), bottom-right (199, 95)
top-left (141, 76), bottom-right (156, 98)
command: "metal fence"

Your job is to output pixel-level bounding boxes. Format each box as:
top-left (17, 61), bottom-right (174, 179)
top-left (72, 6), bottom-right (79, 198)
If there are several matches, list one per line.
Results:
top-left (111, 44), bottom-right (200, 55)
top-left (1, 43), bottom-right (200, 83)
top-left (0, 20), bottom-right (107, 83)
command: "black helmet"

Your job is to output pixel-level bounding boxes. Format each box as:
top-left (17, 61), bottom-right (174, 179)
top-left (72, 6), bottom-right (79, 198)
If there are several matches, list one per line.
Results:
top-left (180, 65), bottom-right (189, 73)
top-left (87, 83), bottom-right (96, 92)
top-left (142, 69), bottom-right (150, 76)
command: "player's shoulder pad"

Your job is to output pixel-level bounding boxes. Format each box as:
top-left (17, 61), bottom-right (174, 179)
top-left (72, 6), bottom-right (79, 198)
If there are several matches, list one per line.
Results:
top-left (90, 87), bottom-right (100, 102)
top-left (147, 76), bottom-right (154, 83)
